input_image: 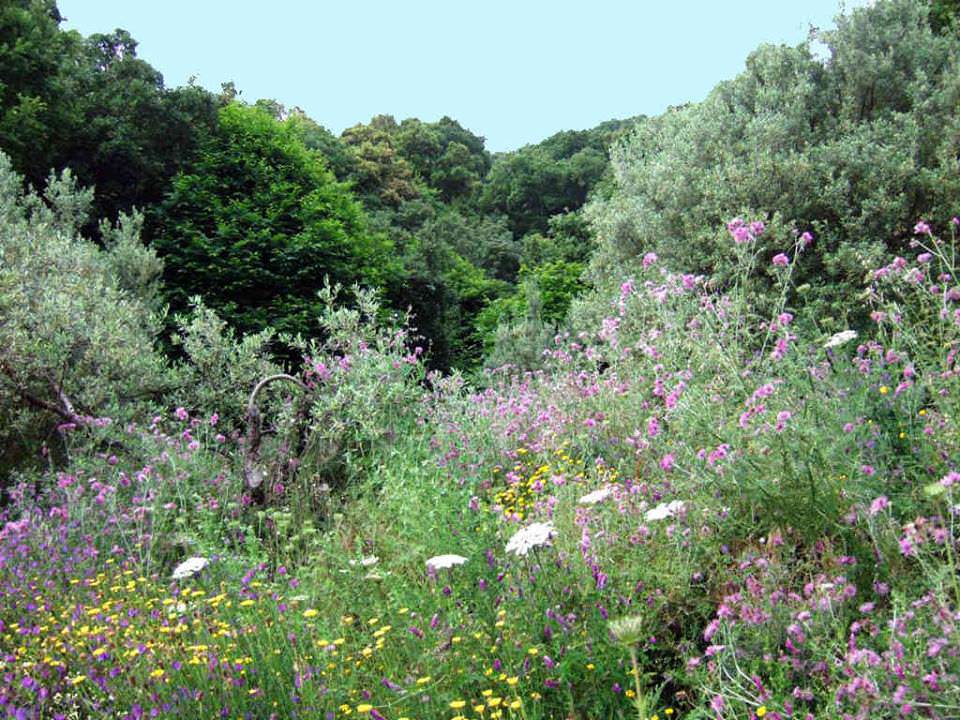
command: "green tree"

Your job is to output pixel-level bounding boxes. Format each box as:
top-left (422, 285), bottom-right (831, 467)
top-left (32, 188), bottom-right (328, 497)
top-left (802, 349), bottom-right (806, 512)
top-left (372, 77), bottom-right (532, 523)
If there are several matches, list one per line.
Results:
top-left (0, 9), bottom-right (218, 228)
top-left (0, 0), bottom-right (78, 189)
top-left (481, 121), bottom-right (637, 238)
top-left (588, 0), bottom-right (960, 327)
top-left (154, 102), bottom-right (396, 340)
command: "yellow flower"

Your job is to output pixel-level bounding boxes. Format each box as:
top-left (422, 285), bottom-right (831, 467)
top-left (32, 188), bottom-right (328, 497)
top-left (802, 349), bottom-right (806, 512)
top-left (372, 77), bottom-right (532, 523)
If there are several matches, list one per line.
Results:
top-left (356, 704), bottom-right (373, 713)
top-left (150, 668), bottom-right (165, 679)
top-left (756, 707), bottom-right (767, 718)
top-left (879, 385), bottom-right (889, 395)
top-left (416, 676), bottom-right (432, 685)
top-left (450, 700), bottom-right (467, 709)
top-left (69, 675), bottom-right (86, 685)
top-left (303, 608), bottom-right (319, 619)
top-left (506, 676), bottom-right (519, 686)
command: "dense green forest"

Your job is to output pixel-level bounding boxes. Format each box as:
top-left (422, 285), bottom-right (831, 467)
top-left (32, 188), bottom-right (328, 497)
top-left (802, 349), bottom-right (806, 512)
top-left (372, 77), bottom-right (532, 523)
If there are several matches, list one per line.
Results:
top-left (2, 1), bottom-right (960, 719)
top-left (0, 0), bottom-right (637, 370)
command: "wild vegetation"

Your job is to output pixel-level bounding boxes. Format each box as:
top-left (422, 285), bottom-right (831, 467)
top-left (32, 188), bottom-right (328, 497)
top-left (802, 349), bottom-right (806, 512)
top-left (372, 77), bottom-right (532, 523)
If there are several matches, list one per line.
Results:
top-left (1, 1), bottom-right (960, 718)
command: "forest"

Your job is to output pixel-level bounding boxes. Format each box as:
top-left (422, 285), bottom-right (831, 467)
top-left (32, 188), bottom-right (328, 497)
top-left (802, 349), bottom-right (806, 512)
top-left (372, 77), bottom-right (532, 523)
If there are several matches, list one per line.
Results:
top-left (1, 0), bottom-right (960, 718)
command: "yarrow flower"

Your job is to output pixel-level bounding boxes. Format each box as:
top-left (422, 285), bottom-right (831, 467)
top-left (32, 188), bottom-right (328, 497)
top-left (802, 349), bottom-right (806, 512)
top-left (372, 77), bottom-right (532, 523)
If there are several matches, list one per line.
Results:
top-left (578, 487), bottom-right (613, 505)
top-left (171, 556), bottom-right (208, 580)
top-left (349, 556), bottom-right (379, 567)
top-left (645, 500), bottom-right (685, 522)
top-left (426, 554), bottom-right (468, 570)
top-left (505, 522), bottom-right (555, 556)
top-left (823, 330), bottom-right (857, 349)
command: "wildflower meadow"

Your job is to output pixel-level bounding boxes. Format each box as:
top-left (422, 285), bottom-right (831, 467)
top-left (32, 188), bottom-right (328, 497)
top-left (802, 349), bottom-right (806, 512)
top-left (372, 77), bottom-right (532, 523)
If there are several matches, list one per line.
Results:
top-left (2, 1), bottom-right (960, 718)
top-left (4, 203), bottom-right (960, 719)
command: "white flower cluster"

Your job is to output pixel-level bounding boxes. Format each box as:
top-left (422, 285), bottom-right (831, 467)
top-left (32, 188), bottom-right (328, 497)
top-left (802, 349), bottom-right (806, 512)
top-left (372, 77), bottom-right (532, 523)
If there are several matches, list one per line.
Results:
top-left (505, 522), bottom-right (555, 556)
top-left (348, 556), bottom-right (379, 568)
top-left (426, 554), bottom-right (468, 570)
top-left (171, 556), bottom-right (209, 580)
top-left (644, 500), bottom-right (685, 522)
top-left (823, 330), bottom-right (857, 349)
top-left (578, 487), bottom-right (613, 505)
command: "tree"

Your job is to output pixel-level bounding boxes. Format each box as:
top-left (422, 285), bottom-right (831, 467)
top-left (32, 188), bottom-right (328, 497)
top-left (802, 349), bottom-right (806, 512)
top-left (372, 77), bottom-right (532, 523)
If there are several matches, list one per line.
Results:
top-left (587, 0), bottom-right (960, 327)
top-left (0, 0), bottom-right (79, 189)
top-left (480, 122), bottom-right (632, 238)
top-left (154, 102), bottom-right (396, 341)
top-left (0, 155), bottom-right (170, 473)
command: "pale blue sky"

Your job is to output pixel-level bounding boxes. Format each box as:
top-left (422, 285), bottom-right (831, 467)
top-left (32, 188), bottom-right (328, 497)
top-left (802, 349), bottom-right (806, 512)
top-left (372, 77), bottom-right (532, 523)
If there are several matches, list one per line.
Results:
top-left (58, 1), bottom-right (863, 152)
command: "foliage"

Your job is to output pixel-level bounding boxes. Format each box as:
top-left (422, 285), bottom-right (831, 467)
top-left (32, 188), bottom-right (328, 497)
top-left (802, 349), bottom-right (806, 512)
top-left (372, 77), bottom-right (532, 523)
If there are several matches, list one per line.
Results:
top-left (0, 156), bottom-right (170, 473)
top-left (5, 207), bottom-right (960, 719)
top-left (154, 102), bottom-right (397, 340)
top-left (587, 0), bottom-right (960, 331)
top-left (476, 261), bottom-right (586, 366)
top-left (0, 5), bottom-right (218, 228)
top-left (482, 120), bottom-right (638, 238)
top-left (169, 299), bottom-right (280, 428)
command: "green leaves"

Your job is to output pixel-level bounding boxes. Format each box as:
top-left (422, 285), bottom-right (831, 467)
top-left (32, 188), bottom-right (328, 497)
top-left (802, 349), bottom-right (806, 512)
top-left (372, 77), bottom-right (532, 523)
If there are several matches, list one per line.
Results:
top-left (155, 103), bottom-right (395, 343)
top-left (588, 0), bottom-right (960, 329)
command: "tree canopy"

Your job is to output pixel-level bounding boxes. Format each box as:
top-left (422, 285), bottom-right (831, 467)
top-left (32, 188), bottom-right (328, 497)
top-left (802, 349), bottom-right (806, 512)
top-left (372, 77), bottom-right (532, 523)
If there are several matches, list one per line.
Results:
top-left (154, 103), bottom-right (395, 339)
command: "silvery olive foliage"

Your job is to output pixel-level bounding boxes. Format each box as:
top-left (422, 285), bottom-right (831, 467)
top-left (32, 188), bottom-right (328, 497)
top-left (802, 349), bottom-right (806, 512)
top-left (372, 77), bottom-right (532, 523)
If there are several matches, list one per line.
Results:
top-left (0, 155), bottom-right (171, 466)
top-left (587, 0), bottom-right (960, 329)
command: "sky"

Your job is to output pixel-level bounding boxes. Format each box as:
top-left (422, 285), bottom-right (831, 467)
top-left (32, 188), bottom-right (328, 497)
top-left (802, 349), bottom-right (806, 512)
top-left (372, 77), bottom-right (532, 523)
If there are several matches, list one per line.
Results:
top-left (58, 1), bottom-right (865, 152)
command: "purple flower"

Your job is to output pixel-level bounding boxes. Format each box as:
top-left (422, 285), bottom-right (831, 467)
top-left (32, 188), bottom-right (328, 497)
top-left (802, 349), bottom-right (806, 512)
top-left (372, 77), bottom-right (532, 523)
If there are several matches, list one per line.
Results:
top-left (869, 496), bottom-right (889, 516)
top-left (772, 253), bottom-right (789, 267)
top-left (914, 220), bottom-right (932, 235)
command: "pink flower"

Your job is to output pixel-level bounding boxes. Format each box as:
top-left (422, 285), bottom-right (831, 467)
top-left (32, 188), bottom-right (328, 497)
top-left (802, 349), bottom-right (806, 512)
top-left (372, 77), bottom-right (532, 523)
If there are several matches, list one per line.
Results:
top-left (914, 220), bottom-right (932, 235)
top-left (642, 252), bottom-right (658, 268)
top-left (869, 496), bottom-right (889, 515)
top-left (775, 411), bottom-right (792, 432)
top-left (772, 253), bottom-right (790, 267)
top-left (800, 231), bottom-right (814, 247)
top-left (941, 471), bottom-right (960, 487)
top-left (659, 454), bottom-right (675, 471)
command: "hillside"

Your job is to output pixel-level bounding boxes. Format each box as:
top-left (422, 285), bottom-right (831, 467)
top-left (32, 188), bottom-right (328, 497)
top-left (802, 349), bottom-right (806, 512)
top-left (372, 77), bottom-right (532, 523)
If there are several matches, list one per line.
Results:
top-left (1, 2), bottom-right (960, 719)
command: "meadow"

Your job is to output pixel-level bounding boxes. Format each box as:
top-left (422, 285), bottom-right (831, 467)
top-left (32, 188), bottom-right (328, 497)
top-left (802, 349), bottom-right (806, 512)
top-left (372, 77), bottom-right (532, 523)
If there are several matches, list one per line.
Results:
top-left (3, 211), bottom-right (960, 719)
